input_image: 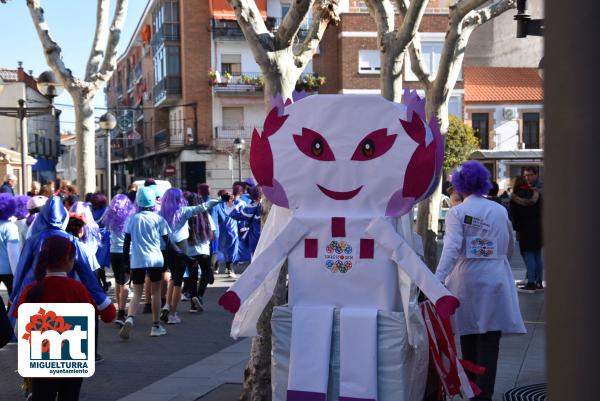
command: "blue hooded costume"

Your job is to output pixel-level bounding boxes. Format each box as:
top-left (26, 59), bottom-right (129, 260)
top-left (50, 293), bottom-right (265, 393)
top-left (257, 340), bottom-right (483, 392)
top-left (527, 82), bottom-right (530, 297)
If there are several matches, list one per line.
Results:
top-left (9, 196), bottom-right (111, 324)
top-left (228, 201), bottom-right (261, 261)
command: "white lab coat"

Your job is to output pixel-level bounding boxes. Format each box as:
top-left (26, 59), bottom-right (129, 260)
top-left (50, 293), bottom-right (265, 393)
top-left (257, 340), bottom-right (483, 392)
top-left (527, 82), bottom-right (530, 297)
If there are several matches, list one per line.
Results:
top-left (435, 195), bottom-right (526, 336)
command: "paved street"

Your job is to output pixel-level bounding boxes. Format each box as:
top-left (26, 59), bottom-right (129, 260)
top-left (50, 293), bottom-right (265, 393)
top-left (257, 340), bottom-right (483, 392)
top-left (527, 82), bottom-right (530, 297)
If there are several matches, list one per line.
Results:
top-left (0, 247), bottom-right (545, 401)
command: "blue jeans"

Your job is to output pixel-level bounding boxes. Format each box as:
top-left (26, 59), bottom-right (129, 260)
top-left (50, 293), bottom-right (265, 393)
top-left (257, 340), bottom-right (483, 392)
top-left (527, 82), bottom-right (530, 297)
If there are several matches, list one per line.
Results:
top-left (523, 249), bottom-right (543, 283)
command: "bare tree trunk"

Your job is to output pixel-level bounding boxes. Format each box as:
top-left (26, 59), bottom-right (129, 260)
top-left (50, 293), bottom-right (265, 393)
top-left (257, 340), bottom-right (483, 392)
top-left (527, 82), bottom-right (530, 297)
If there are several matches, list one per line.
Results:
top-left (72, 93), bottom-right (97, 196)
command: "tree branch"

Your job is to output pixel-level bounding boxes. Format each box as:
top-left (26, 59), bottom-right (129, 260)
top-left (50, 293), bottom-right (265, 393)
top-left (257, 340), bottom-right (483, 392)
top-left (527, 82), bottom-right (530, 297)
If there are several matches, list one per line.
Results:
top-left (226, 0), bottom-right (273, 63)
top-left (454, 0), bottom-right (488, 19)
top-left (95, 0), bottom-right (128, 84)
top-left (395, 0), bottom-right (428, 47)
top-left (365, 0), bottom-right (396, 41)
top-left (408, 34), bottom-right (432, 87)
top-left (463, 0), bottom-right (517, 28)
top-left (275, 0), bottom-right (313, 48)
top-left (26, 0), bottom-right (77, 90)
top-left (293, 0), bottom-right (340, 69)
top-left (85, 0), bottom-right (110, 82)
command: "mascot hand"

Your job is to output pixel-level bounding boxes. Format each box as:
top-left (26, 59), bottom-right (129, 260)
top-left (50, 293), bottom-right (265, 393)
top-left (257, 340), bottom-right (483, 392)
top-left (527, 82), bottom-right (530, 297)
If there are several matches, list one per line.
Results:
top-left (435, 295), bottom-right (460, 320)
top-left (218, 291), bottom-right (241, 314)
top-left (99, 303), bottom-right (117, 323)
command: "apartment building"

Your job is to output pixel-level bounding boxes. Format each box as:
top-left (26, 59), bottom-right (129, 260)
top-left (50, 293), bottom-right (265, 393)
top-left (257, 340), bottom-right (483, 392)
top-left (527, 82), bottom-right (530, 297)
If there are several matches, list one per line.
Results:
top-left (0, 64), bottom-right (60, 189)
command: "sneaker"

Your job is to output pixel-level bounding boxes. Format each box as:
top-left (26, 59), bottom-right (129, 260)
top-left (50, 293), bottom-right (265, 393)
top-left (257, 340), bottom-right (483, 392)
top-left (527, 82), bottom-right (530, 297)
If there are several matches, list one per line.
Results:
top-left (181, 293), bottom-right (190, 302)
top-left (536, 282), bottom-right (544, 290)
top-left (95, 353), bottom-right (105, 364)
top-left (517, 283), bottom-right (537, 293)
top-left (160, 306), bottom-right (170, 323)
top-left (150, 324), bottom-right (167, 337)
top-left (119, 317), bottom-right (134, 340)
top-left (167, 313), bottom-right (182, 324)
top-left (143, 303), bottom-right (152, 314)
top-left (189, 304), bottom-right (198, 313)
top-left (114, 318), bottom-right (124, 328)
top-left (191, 296), bottom-right (204, 312)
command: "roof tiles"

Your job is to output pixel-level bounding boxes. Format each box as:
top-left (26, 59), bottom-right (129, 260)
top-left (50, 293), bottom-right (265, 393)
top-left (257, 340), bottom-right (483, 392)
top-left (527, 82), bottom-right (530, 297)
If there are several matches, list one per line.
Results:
top-left (464, 67), bottom-right (543, 103)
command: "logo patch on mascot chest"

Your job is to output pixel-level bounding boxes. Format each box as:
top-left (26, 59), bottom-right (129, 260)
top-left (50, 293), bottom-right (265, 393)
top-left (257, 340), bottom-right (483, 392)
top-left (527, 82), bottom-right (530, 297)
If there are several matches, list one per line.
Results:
top-left (325, 240), bottom-right (354, 273)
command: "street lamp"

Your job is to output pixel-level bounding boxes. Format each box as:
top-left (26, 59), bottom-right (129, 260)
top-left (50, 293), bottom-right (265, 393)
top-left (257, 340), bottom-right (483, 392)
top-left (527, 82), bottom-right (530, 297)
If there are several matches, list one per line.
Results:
top-left (0, 69), bottom-right (62, 195)
top-left (99, 112), bottom-right (117, 200)
top-left (233, 137), bottom-right (245, 182)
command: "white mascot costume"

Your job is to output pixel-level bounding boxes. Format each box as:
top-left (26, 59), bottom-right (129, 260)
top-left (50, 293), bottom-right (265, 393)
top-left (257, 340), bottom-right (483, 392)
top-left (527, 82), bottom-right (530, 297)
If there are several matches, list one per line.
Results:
top-left (219, 91), bottom-right (462, 401)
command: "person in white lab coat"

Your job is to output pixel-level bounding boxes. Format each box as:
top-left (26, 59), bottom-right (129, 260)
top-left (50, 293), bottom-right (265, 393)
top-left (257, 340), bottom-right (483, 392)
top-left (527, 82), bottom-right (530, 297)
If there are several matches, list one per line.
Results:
top-left (435, 161), bottom-right (526, 401)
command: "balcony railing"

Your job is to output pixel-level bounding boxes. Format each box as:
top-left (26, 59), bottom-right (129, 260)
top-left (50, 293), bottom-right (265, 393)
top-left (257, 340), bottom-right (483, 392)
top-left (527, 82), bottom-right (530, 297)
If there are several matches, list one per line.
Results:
top-left (211, 72), bottom-right (264, 94)
top-left (211, 19), bottom-right (245, 39)
top-left (266, 17), bottom-right (312, 38)
top-left (154, 129), bottom-right (184, 151)
top-left (153, 76), bottom-right (182, 106)
top-left (213, 126), bottom-right (257, 151)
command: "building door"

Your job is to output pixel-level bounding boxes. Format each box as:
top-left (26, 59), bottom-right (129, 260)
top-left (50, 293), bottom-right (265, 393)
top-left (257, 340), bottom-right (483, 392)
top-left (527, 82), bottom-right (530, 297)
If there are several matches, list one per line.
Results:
top-left (182, 161), bottom-right (206, 193)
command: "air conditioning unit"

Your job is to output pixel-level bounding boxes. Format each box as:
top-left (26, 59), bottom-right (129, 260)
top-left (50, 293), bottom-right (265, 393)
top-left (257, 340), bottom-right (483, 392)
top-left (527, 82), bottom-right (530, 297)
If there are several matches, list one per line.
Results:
top-left (503, 107), bottom-right (517, 120)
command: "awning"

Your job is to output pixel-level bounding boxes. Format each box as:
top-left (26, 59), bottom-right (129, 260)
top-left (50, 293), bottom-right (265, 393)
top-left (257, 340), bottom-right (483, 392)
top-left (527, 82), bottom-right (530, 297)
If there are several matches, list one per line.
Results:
top-left (32, 158), bottom-right (56, 172)
top-left (470, 149), bottom-right (544, 160)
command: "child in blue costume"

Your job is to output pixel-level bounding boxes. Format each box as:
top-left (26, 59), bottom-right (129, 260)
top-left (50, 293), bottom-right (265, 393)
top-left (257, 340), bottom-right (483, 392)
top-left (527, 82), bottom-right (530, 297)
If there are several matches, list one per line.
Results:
top-left (227, 186), bottom-right (263, 260)
top-left (91, 193), bottom-right (111, 291)
top-left (9, 196), bottom-right (115, 326)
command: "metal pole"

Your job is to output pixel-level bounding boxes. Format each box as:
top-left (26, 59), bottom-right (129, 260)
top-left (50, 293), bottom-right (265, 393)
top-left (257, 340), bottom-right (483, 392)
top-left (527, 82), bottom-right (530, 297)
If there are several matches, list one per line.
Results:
top-left (18, 99), bottom-right (27, 195)
top-left (106, 130), bottom-right (111, 202)
top-left (546, 1), bottom-right (600, 400)
top-left (238, 147), bottom-right (242, 181)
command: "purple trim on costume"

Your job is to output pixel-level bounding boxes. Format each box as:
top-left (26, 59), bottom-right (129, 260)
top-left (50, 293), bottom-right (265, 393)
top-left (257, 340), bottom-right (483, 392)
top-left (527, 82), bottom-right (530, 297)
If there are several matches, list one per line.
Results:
top-left (339, 397), bottom-right (376, 401)
top-left (385, 189), bottom-right (415, 217)
top-left (287, 390), bottom-right (326, 401)
top-left (262, 179), bottom-right (289, 209)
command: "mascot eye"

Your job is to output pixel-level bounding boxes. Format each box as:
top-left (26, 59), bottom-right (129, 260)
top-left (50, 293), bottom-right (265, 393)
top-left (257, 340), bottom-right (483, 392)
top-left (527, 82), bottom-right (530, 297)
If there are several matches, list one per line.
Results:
top-left (351, 128), bottom-right (397, 161)
top-left (293, 128), bottom-right (336, 161)
top-left (361, 139), bottom-right (375, 158)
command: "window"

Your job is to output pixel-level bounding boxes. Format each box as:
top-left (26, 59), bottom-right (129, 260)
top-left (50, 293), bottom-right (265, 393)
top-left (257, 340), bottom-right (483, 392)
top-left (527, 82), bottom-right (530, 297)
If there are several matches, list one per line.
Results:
top-left (472, 113), bottom-right (489, 149)
top-left (154, 45), bottom-right (180, 84)
top-left (281, 2), bottom-right (290, 17)
top-left (448, 95), bottom-right (462, 118)
top-left (221, 54), bottom-right (242, 76)
top-left (523, 112), bottom-right (540, 149)
top-left (154, 0), bottom-right (179, 40)
top-left (358, 50), bottom-right (380, 74)
top-left (404, 42), bottom-right (443, 81)
top-left (222, 107), bottom-right (244, 128)
top-left (166, 46), bottom-right (181, 76)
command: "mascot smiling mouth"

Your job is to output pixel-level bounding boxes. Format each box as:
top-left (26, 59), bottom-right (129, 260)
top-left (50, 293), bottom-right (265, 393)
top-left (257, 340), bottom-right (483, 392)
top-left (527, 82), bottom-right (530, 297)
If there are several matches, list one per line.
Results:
top-left (317, 184), bottom-right (363, 200)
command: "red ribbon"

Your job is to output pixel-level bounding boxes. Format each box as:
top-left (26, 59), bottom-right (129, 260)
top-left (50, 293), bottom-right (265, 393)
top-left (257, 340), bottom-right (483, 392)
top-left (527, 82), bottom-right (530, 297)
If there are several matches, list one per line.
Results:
top-left (21, 307), bottom-right (72, 352)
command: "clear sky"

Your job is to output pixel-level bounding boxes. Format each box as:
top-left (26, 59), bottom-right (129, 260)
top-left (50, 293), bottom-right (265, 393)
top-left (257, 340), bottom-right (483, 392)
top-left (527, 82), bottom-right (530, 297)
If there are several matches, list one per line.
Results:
top-left (0, 0), bottom-right (149, 131)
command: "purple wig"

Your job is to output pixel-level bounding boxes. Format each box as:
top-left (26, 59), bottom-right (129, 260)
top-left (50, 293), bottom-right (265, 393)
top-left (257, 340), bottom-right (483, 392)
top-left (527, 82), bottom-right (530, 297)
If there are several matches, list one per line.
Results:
top-left (0, 193), bottom-right (16, 221)
top-left (69, 201), bottom-right (101, 244)
top-left (90, 193), bottom-right (108, 211)
top-left (14, 195), bottom-right (30, 219)
top-left (451, 161), bottom-right (492, 197)
top-left (159, 187), bottom-right (188, 229)
top-left (103, 194), bottom-right (136, 234)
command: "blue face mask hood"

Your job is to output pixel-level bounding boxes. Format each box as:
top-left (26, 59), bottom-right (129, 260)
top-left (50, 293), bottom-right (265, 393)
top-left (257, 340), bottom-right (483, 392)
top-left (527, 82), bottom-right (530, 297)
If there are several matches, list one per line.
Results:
top-left (29, 195), bottom-right (68, 237)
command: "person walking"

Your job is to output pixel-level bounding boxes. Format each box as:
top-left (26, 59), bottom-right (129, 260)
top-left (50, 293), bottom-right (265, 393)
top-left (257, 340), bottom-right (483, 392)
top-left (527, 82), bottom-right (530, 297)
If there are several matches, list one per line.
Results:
top-left (0, 194), bottom-right (19, 301)
top-left (103, 194), bottom-right (136, 326)
top-left (227, 185), bottom-right (263, 259)
top-left (184, 192), bottom-right (216, 312)
top-left (13, 195), bottom-right (30, 248)
top-left (198, 184), bottom-right (220, 273)
top-left (435, 161), bottom-right (526, 401)
top-left (90, 193), bottom-right (111, 291)
top-left (0, 174), bottom-right (17, 196)
top-left (27, 181), bottom-right (41, 197)
top-left (119, 187), bottom-right (197, 339)
top-left (158, 188), bottom-right (218, 324)
top-left (509, 175), bottom-right (544, 292)
top-left (215, 190), bottom-right (240, 276)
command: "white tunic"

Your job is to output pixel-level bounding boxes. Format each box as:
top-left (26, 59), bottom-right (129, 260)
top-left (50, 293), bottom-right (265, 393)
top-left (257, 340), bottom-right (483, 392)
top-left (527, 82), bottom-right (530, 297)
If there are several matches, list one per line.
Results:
top-left (435, 195), bottom-right (526, 336)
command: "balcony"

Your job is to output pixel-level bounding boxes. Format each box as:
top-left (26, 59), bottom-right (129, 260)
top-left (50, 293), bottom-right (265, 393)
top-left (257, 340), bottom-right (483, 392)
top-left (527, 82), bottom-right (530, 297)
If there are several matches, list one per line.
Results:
top-left (209, 71), bottom-right (325, 94)
top-left (153, 76), bottom-right (182, 107)
top-left (154, 129), bottom-right (184, 151)
top-left (213, 126), bottom-right (257, 151)
top-left (210, 72), bottom-right (264, 95)
top-left (151, 25), bottom-right (180, 52)
top-left (266, 17), bottom-right (311, 39)
top-left (134, 63), bottom-right (143, 82)
top-left (211, 19), bottom-right (245, 40)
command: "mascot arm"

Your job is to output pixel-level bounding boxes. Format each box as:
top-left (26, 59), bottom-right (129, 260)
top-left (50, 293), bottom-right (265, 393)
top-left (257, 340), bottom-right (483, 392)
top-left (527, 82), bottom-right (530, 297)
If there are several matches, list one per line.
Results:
top-left (366, 217), bottom-right (459, 319)
top-left (218, 217), bottom-right (308, 313)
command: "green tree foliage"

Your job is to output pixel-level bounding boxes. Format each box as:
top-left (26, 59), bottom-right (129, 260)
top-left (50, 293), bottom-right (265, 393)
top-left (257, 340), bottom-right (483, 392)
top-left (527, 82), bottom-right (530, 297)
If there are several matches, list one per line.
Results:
top-left (444, 115), bottom-right (479, 173)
